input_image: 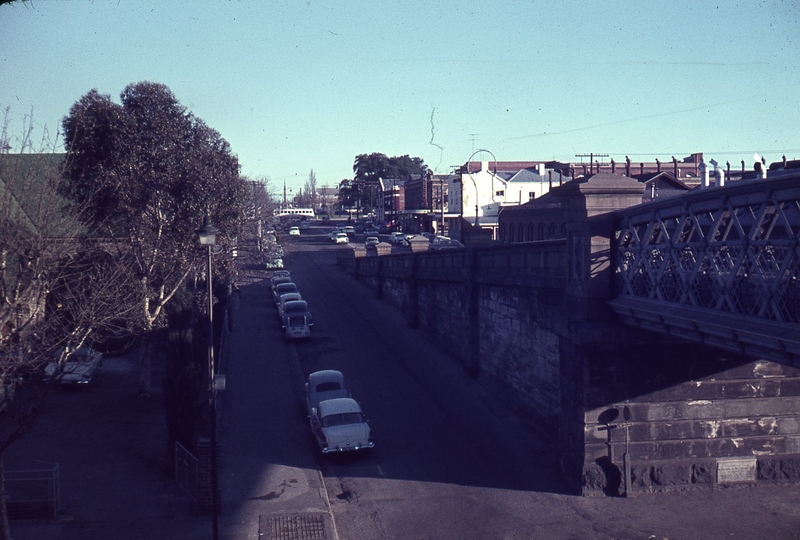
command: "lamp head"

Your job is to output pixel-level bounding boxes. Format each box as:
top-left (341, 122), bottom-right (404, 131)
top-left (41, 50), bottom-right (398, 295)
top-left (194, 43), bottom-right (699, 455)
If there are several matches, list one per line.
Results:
top-left (197, 216), bottom-right (219, 246)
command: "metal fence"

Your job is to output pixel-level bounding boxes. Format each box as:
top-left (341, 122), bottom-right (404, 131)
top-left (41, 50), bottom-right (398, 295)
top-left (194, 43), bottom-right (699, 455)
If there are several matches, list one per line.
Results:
top-left (5, 462), bottom-right (60, 520)
top-left (175, 442), bottom-right (198, 502)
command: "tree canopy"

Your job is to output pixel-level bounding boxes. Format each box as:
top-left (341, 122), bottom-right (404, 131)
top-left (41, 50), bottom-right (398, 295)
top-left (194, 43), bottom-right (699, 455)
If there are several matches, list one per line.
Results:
top-left (351, 153), bottom-right (428, 212)
top-left (60, 81), bottom-right (247, 394)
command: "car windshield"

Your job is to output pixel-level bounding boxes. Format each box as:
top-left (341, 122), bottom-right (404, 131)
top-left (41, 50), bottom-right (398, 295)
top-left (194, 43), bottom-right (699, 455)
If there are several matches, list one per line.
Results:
top-left (315, 382), bottom-right (341, 393)
top-left (285, 303), bottom-right (306, 313)
top-left (322, 412), bottom-right (365, 427)
top-left (287, 315), bottom-right (306, 326)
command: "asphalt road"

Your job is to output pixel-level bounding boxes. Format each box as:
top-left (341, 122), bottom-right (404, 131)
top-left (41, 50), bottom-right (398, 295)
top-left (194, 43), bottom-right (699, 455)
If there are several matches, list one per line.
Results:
top-left (7, 221), bottom-right (800, 540)
top-left (218, 223), bottom-right (800, 540)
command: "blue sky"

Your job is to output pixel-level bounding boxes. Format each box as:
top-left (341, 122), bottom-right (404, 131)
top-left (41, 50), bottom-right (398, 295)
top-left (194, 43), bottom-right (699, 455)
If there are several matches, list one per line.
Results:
top-left (2, 0), bottom-right (798, 192)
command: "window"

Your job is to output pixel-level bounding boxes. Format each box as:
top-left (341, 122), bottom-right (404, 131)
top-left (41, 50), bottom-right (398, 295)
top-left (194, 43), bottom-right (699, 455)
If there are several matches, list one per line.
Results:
top-left (528, 192), bottom-right (536, 201)
top-left (548, 223), bottom-right (556, 237)
top-left (527, 224), bottom-right (535, 241)
top-left (495, 190), bottom-right (505, 197)
top-left (499, 224), bottom-right (507, 242)
top-left (518, 224), bottom-right (524, 242)
top-left (537, 223), bottom-right (545, 240)
top-left (508, 223), bottom-right (515, 243)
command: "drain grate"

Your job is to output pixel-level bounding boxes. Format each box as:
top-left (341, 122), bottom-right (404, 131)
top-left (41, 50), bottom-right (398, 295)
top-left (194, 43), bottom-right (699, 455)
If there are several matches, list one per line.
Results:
top-left (260, 513), bottom-right (327, 539)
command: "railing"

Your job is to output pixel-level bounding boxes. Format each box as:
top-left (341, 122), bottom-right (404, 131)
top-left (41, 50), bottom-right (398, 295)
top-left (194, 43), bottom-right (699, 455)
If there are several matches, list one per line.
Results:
top-left (175, 442), bottom-right (198, 502)
top-left (613, 175), bottom-right (800, 323)
top-left (611, 174), bottom-right (800, 363)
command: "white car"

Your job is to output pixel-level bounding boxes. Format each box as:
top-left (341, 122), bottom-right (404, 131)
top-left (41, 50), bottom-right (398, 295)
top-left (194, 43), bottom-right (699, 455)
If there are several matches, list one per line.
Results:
top-left (309, 397), bottom-right (373, 454)
top-left (284, 314), bottom-right (311, 340)
top-left (389, 231), bottom-right (406, 244)
top-left (365, 236), bottom-right (379, 248)
top-left (305, 370), bottom-right (350, 415)
top-left (288, 226), bottom-right (300, 236)
top-left (44, 347), bottom-right (103, 386)
top-left (335, 232), bottom-right (349, 244)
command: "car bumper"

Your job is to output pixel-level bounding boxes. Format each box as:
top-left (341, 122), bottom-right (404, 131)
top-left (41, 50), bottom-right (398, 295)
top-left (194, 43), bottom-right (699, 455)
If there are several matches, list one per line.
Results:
top-left (321, 441), bottom-right (375, 453)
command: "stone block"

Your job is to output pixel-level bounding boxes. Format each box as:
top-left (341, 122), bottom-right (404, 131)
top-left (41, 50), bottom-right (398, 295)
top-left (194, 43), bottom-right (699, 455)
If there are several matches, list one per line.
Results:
top-left (781, 456), bottom-right (800, 480)
top-left (692, 461), bottom-right (715, 484)
top-left (651, 462), bottom-right (692, 486)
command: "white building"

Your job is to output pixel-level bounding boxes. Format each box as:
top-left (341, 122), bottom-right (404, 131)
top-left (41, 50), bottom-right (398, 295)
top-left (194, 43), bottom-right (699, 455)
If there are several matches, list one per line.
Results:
top-left (449, 161), bottom-right (571, 237)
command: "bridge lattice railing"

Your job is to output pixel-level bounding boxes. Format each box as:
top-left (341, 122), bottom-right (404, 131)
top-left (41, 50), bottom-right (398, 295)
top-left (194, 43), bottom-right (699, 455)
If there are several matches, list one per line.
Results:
top-left (613, 175), bottom-right (800, 325)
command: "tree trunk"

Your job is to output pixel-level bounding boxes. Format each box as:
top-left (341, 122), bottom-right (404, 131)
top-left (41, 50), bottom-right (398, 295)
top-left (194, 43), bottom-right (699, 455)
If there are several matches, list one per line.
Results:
top-left (138, 332), bottom-right (152, 397)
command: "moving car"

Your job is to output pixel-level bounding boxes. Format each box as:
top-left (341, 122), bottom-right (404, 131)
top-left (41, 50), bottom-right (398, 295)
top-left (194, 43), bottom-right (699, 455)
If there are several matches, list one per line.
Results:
top-left (429, 237), bottom-right (464, 251)
top-left (284, 315), bottom-right (311, 340)
top-left (365, 236), bottom-right (379, 248)
top-left (344, 225), bottom-right (355, 235)
top-left (389, 231), bottom-right (406, 244)
top-left (309, 397), bottom-right (373, 454)
top-left (335, 232), bottom-right (349, 244)
top-left (288, 226), bottom-right (300, 236)
top-left (44, 347), bottom-right (104, 386)
top-left (364, 227), bottom-right (380, 237)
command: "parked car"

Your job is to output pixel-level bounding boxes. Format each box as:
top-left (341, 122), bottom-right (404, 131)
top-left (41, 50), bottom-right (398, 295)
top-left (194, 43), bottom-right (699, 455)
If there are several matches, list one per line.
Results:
top-left (365, 236), bottom-right (379, 248)
top-left (364, 227), bottom-right (380, 237)
top-left (273, 282), bottom-right (299, 304)
top-left (299, 221), bottom-right (310, 230)
top-left (271, 275), bottom-right (293, 290)
top-left (284, 314), bottom-right (311, 340)
top-left (421, 232), bottom-right (436, 242)
top-left (305, 370), bottom-right (350, 415)
top-left (309, 397), bottom-right (373, 454)
top-left (282, 299), bottom-right (313, 326)
top-left (335, 232), bottom-right (349, 244)
top-left (288, 226), bottom-right (300, 236)
top-left (44, 347), bottom-right (103, 386)
top-left (277, 293), bottom-right (303, 319)
top-left (270, 270), bottom-right (290, 284)
top-left (344, 225), bottom-right (355, 235)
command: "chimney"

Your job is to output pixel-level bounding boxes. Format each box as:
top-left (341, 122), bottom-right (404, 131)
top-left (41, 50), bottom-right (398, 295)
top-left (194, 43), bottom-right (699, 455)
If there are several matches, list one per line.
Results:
top-left (611, 158), bottom-right (616, 173)
top-left (700, 160), bottom-right (710, 188)
top-left (672, 156), bottom-right (678, 178)
top-left (625, 156), bottom-right (631, 176)
top-left (656, 158), bottom-right (661, 172)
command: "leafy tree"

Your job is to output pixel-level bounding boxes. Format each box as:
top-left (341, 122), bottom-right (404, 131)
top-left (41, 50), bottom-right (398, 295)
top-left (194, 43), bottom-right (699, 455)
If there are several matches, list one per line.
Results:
top-left (60, 82), bottom-right (248, 396)
top-left (352, 153), bottom-right (428, 212)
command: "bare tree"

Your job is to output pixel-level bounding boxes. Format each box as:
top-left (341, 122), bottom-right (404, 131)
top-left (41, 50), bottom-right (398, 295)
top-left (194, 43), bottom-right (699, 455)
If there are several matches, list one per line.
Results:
top-left (0, 109), bottom-right (140, 538)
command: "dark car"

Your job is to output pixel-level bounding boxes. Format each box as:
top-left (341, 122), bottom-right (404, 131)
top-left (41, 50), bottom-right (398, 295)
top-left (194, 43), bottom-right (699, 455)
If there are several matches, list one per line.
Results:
top-left (273, 282), bottom-right (299, 304)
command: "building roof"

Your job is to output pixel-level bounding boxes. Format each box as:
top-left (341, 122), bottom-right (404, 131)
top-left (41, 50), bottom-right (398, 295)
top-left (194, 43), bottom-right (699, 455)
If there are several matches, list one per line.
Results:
top-left (0, 153), bottom-right (73, 235)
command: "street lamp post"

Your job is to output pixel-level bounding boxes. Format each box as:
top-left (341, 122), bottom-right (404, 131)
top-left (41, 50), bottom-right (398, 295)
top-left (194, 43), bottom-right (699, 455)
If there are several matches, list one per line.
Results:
top-left (463, 149), bottom-right (497, 228)
top-left (197, 216), bottom-right (220, 540)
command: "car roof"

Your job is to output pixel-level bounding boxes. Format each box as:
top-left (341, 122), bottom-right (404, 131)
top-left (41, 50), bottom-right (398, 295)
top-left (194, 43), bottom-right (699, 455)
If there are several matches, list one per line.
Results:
top-left (318, 397), bottom-right (362, 416)
top-left (275, 282), bottom-right (297, 290)
top-left (309, 370), bottom-right (344, 386)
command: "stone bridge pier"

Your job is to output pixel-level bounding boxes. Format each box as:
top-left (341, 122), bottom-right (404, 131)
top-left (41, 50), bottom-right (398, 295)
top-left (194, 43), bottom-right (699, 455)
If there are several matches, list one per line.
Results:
top-left (340, 173), bottom-right (800, 496)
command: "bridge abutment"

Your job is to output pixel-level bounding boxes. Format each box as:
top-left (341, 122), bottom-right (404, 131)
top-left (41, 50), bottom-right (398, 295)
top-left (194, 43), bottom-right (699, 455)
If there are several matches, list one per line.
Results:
top-left (338, 172), bottom-right (800, 495)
